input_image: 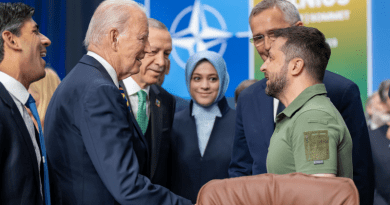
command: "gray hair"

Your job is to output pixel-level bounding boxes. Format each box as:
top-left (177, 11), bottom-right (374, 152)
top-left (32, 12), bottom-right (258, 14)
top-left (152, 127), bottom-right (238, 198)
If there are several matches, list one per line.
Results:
top-left (84, 0), bottom-right (146, 48)
top-left (378, 79), bottom-right (390, 103)
top-left (249, 0), bottom-right (301, 25)
top-left (148, 18), bottom-right (168, 31)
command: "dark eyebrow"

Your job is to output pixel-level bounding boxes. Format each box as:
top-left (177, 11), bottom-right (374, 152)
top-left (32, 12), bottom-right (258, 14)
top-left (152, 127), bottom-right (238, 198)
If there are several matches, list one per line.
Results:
top-left (34, 24), bottom-right (39, 30)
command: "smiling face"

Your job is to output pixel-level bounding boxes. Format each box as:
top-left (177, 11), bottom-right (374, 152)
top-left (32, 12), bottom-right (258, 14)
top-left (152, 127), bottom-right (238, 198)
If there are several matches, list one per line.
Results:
top-left (190, 61), bottom-right (220, 107)
top-left (116, 8), bottom-right (150, 80)
top-left (16, 18), bottom-right (51, 86)
top-left (260, 37), bottom-right (289, 98)
top-left (250, 7), bottom-right (291, 62)
top-left (132, 27), bottom-right (172, 88)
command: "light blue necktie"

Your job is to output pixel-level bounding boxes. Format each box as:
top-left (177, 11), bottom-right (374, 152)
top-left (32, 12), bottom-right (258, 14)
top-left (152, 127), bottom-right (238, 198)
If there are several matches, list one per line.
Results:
top-left (25, 95), bottom-right (51, 205)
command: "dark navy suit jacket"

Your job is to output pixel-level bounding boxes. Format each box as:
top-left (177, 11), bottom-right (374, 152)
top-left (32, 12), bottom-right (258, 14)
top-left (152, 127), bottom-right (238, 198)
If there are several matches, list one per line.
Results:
top-left (0, 82), bottom-right (44, 205)
top-left (174, 95), bottom-right (189, 113)
top-left (44, 55), bottom-right (192, 205)
top-left (170, 98), bottom-right (235, 203)
top-left (368, 125), bottom-right (390, 205)
top-left (229, 70), bottom-right (374, 205)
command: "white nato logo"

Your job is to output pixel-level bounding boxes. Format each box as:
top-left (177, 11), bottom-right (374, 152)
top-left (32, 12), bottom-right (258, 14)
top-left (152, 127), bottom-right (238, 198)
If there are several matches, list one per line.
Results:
top-left (170, 0), bottom-right (233, 68)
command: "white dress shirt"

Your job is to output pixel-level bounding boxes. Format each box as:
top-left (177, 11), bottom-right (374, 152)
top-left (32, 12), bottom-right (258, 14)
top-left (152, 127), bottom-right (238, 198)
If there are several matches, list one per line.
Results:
top-left (0, 71), bottom-right (42, 195)
top-left (122, 77), bottom-right (150, 120)
top-left (273, 98), bottom-right (280, 122)
top-left (87, 51), bottom-right (119, 88)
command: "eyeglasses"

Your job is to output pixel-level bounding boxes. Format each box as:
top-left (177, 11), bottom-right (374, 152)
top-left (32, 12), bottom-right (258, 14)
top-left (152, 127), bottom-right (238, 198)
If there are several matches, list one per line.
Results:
top-left (250, 32), bottom-right (276, 46)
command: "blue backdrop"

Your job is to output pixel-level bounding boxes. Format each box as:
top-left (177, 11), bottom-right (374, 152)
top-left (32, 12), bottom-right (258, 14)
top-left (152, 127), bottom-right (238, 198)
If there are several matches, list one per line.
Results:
top-left (3, 0), bottom-right (389, 100)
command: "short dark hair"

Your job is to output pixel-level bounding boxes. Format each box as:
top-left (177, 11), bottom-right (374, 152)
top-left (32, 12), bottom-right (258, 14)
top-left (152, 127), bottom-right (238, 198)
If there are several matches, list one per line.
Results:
top-left (272, 26), bottom-right (331, 82)
top-left (0, 3), bottom-right (35, 63)
top-left (235, 79), bottom-right (258, 103)
top-left (378, 79), bottom-right (390, 103)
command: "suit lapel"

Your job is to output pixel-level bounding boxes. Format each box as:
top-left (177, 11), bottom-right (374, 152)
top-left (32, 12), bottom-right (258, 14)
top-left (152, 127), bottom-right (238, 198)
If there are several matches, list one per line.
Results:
top-left (260, 80), bottom-right (275, 131)
top-left (149, 86), bottom-right (163, 179)
top-left (118, 81), bottom-right (150, 155)
top-left (187, 101), bottom-right (203, 158)
top-left (80, 56), bottom-right (151, 157)
top-left (0, 83), bottom-right (41, 189)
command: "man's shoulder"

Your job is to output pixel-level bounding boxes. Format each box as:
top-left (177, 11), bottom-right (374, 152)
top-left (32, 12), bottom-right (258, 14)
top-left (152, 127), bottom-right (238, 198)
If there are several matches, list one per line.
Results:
top-left (295, 95), bottom-right (341, 123)
top-left (65, 60), bottom-right (113, 88)
top-left (150, 84), bottom-right (175, 101)
top-left (240, 79), bottom-right (266, 96)
top-left (323, 70), bottom-right (356, 89)
top-left (368, 125), bottom-right (387, 138)
top-left (237, 78), bottom-right (267, 104)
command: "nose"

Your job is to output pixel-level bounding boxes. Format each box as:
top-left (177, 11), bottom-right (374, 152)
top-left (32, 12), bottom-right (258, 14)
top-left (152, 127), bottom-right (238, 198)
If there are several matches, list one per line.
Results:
top-left (144, 39), bottom-right (151, 53)
top-left (200, 79), bottom-right (210, 89)
top-left (260, 61), bottom-right (267, 73)
top-left (164, 58), bottom-right (170, 75)
top-left (264, 35), bottom-right (272, 54)
top-left (155, 52), bottom-right (166, 68)
top-left (40, 33), bottom-right (51, 47)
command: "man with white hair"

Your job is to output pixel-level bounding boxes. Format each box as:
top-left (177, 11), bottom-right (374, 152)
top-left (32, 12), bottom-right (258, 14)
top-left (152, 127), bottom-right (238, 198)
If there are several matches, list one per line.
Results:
top-left (119, 18), bottom-right (175, 188)
top-left (44, 1), bottom-right (192, 204)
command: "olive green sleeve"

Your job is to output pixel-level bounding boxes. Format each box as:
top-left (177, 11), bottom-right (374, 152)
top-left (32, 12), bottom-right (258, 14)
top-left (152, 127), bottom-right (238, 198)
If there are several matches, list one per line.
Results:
top-left (290, 109), bottom-right (343, 175)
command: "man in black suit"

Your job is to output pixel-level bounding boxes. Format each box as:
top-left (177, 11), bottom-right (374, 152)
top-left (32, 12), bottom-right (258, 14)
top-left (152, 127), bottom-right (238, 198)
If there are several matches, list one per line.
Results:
top-left (120, 18), bottom-right (175, 188)
top-left (44, 1), bottom-right (191, 204)
top-left (0, 2), bottom-right (52, 204)
top-left (229, 0), bottom-right (374, 204)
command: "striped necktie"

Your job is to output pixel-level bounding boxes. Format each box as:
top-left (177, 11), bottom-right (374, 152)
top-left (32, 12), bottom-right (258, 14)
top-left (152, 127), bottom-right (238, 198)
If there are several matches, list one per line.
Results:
top-left (119, 85), bottom-right (131, 112)
top-left (25, 95), bottom-right (51, 205)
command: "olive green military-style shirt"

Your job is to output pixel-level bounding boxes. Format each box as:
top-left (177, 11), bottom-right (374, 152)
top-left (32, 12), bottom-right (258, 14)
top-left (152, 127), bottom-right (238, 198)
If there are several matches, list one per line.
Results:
top-left (266, 84), bottom-right (353, 179)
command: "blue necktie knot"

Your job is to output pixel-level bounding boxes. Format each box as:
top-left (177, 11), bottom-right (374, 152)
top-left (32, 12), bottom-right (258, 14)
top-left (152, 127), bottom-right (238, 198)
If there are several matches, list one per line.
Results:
top-left (25, 95), bottom-right (36, 109)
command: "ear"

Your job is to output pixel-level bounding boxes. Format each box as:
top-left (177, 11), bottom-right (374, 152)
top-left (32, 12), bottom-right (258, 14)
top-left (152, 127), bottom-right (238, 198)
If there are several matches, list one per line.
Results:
top-left (295, 21), bottom-right (304, 27)
top-left (165, 58), bottom-right (170, 75)
top-left (289, 58), bottom-right (304, 76)
top-left (2, 31), bottom-right (21, 51)
top-left (109, 28), bottom-right (120, 51)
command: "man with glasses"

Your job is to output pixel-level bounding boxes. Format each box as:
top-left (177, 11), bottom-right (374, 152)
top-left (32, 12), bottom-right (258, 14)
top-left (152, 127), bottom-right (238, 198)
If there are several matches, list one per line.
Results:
top-left (228, 0), bottom-right (374, 204)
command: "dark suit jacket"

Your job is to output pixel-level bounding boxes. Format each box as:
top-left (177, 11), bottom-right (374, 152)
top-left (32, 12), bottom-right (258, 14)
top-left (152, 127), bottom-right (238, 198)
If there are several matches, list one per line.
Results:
top-left (44, 55), bottom-right (191, 205)
top-left (174, 95), bottom-right (189, 113)
top-left (229, 70), bottom-right (374, 205)
top-left (368, 125), bottom-right (390, 204)
top-left (119, 82), bottom-right (176, 188)
top-left (0, 82), bottom-right (43, 205)
top-left (170, 97), bottom-right (235, 204)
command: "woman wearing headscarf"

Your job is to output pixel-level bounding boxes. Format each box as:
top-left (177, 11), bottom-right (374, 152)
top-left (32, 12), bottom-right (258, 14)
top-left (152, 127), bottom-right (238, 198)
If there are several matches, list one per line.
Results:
top-left (169, 51), bottom-right (236, 203)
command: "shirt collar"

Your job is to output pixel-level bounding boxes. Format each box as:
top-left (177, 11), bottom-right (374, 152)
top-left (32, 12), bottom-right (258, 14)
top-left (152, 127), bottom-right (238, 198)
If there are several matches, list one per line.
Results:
top-left (0, 71), bottom-right (30, 104)
top-left (192, 102), bottom-right (222, 118)
top-left (87, 51), bottom-right (119, 88)
top-left (122, 76), bottom-right (150, 97)
top-left (277, 83), bottom-right (327, 121)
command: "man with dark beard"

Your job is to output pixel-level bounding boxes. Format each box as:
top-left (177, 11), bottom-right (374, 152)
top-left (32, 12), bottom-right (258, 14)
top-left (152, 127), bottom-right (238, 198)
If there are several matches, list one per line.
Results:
top-left (229, 1), bottom-right (374, 203)
top-left (261, 26), bottom-right (353, 178)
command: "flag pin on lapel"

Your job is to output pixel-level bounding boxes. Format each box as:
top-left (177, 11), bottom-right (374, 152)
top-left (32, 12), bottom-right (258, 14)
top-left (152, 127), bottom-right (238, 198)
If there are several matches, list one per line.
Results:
top-left (155, 99), bottom-right (161, 107)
